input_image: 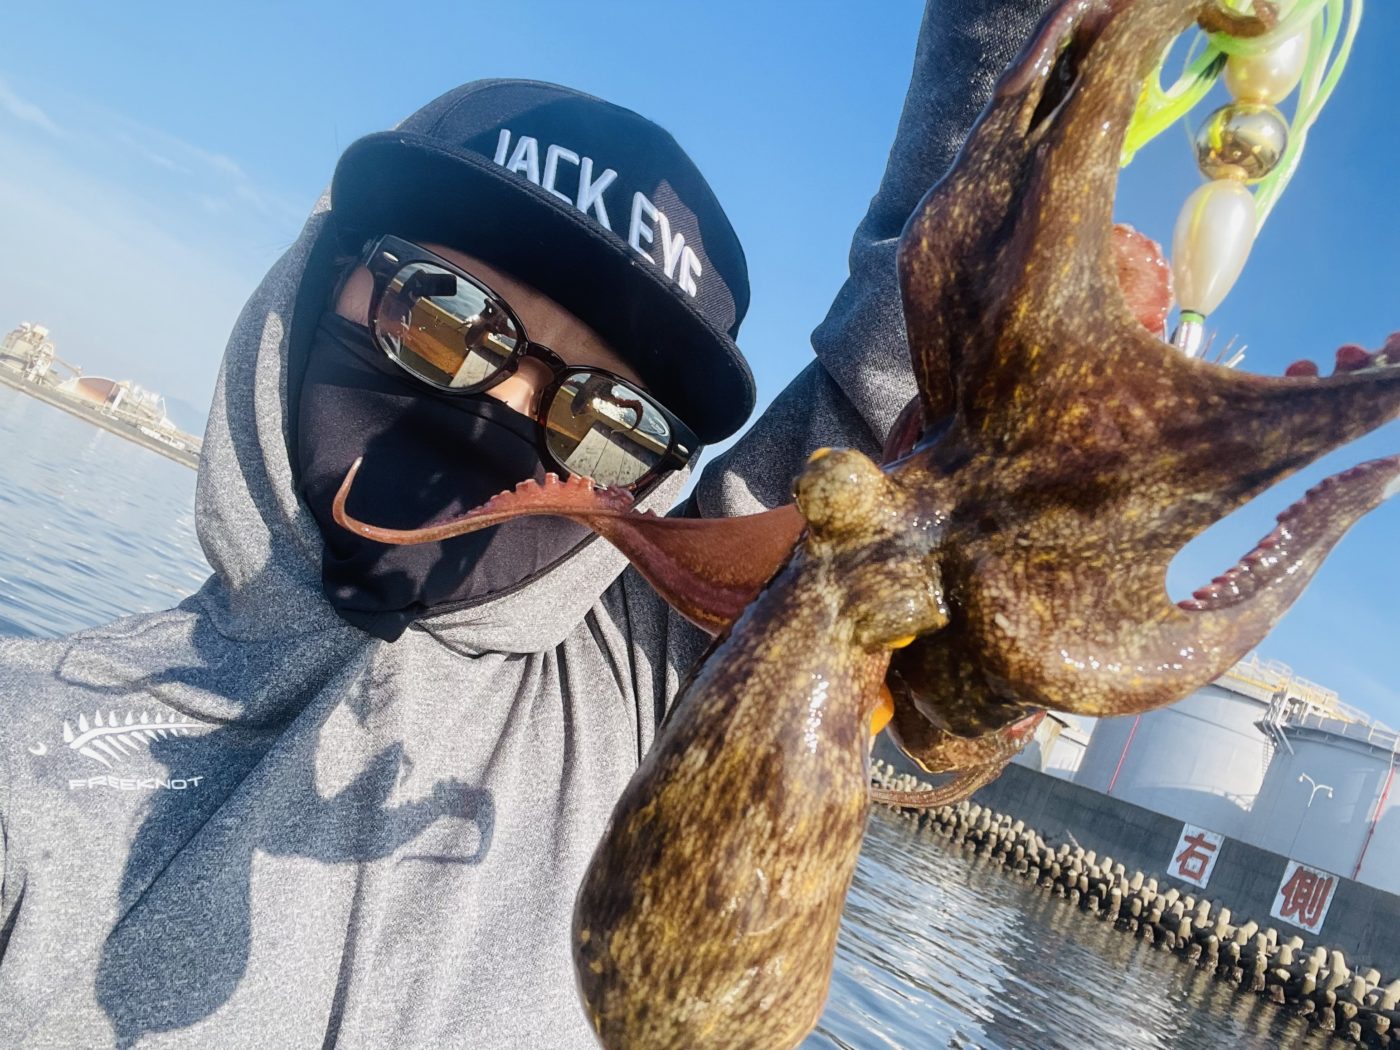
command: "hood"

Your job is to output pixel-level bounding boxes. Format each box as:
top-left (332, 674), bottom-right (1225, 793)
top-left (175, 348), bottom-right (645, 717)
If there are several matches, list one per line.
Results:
top-left (193, 193), bottom-right (690, 655)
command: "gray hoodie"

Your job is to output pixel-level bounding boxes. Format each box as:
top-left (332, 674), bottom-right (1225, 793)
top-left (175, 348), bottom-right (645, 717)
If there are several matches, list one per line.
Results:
top-left (0, 2), bottom-right (1049, 1046)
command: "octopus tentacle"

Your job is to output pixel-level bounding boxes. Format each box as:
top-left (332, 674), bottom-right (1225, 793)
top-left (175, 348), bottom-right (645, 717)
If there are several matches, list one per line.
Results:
top-left (332, 458), bottom-right (636, 544)
top-left (333, 458), bottom-right (804, 632)
top-left (899, 0), bottom-right (1275, 453)
top-left (894, 454), bottom-right (1400, 722)
top-left (869, 761), bottom-right (1011, 810)
top-left (892, 699), bottom-right (1042, 768)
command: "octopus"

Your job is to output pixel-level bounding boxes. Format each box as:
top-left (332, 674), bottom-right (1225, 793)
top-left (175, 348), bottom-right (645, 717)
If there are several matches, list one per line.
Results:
top-left (332, 0), bottom-right (1400, 1045)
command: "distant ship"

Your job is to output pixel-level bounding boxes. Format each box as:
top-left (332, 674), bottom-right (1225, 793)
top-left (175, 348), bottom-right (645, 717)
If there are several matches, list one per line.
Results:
top-left (0, 322), bottom-right (202, 469)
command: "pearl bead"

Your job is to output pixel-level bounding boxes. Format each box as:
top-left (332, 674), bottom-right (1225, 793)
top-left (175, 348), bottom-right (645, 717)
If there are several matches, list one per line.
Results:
top-left (1224, 33), bottom-right (1308, 104)
top-left (1171, 180), bottom-right (1257, 316)
top-left (1194, 103), bottom-right (1289, 183)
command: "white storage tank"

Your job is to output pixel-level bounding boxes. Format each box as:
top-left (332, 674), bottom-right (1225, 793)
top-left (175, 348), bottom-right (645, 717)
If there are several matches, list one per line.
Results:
top-left (1012, 713), bottom-right (1093, 780)
top-left (1246, 714), bottom-right (1400, 893)
top-left (1071, 656), bottom-right (1306, 838)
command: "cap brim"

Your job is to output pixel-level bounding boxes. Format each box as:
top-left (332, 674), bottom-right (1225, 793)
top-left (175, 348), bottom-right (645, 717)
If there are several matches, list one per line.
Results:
top-left (331, 132), bottom-right (756, 444)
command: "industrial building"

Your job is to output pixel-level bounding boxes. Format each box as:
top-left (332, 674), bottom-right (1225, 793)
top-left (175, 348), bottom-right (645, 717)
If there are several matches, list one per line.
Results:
top-left (1, 321), bottom-right (201, 467)
top-left (1, 322), bottom-right (64, 382)
top-left (57, 375), bottom-right (171, 429)
top-left (1023, 654), bottom-right (1400, 897)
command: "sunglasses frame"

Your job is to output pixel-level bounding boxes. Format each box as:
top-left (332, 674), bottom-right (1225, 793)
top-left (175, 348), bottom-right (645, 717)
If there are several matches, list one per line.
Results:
top-left (355, 234), bottom-right (698, 490)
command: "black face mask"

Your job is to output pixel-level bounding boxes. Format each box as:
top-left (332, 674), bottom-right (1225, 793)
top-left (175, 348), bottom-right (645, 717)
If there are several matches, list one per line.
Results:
top-left (295, 313), bottom-right (592, 641)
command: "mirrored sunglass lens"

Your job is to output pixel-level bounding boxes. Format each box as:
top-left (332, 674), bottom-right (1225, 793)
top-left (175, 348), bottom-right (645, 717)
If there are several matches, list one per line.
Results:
top-left (545, 373), bottom-right (673, 487)
top-left (374, 261), bottom-right (519, 389)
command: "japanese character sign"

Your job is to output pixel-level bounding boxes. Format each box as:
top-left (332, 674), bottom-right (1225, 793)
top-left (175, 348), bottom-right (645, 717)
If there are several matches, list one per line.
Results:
top-left (1168, 823), bottom-right (1224, 888)
top-left (1271, 861), bottom-right (1337, 934)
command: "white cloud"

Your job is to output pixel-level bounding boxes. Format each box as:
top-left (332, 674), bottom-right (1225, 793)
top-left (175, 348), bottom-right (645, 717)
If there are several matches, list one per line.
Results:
top-left (111, 130), bottom-right (192, 176)
top-left (109, 115), bottom-right (249, 181)
top-left (194, 192), bottom-right (231, 215)
top-left (0, 83), bottom-right (306, 237)
top-left (104, 113), bottom-right (303, 226)
top-left (197, 149), bottom-right (246, 180)
top-left (0, 127), bottom-right (296, 410)
top-left (143, 150), bottom-right (189, 174)
top-left (0, 74), bottom-right (67, 139)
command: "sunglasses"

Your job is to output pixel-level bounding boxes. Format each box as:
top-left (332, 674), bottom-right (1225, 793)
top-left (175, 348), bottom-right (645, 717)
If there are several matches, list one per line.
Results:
top-left (353, 235), bottom-right (697, 490)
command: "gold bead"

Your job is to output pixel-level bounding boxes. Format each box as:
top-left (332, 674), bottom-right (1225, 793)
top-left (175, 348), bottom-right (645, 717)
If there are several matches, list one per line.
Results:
top-left (1194, 103), bottom-right (1289, 183)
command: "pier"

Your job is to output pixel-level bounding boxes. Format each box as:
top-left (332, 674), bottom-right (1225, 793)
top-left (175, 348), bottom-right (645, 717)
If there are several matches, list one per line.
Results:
top-left (0, 323), bottom-right (200, 470)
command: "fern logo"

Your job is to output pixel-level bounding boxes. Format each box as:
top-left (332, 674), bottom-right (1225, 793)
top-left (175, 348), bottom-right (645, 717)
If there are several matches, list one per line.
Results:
top-left (62, 709), bottom-right (202, 769)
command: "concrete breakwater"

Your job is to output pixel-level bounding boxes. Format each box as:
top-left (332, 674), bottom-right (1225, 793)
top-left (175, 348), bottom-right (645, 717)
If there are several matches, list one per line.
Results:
top-left (968, 758), bottom-right (1400, 965)
top-left (872, 760), bottom-right (1400, 1046)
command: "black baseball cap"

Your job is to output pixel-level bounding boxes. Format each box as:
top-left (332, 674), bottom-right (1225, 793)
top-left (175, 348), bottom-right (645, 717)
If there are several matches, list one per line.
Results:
top-left (330, 79), bottom-right (755, 444)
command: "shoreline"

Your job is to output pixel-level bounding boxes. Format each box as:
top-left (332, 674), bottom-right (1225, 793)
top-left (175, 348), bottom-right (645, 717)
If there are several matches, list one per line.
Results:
top-left (0, 368), bottom-right (199, 470)
top-left (872, 760), bottom-right (1400, 1046)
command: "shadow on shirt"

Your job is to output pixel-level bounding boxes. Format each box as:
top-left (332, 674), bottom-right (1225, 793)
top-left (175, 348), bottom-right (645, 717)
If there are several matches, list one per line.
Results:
top-left (59, 597), bottom-right (497, 1048)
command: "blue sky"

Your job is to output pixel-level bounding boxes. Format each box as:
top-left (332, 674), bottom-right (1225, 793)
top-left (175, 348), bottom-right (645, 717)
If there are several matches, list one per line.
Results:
top-left (1, 1), bottom-right (1397, 720)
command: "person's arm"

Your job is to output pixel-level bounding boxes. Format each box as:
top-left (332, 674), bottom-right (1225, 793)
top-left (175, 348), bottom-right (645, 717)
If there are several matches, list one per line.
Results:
top-left (693, 0), bottom-right (1054, 516)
